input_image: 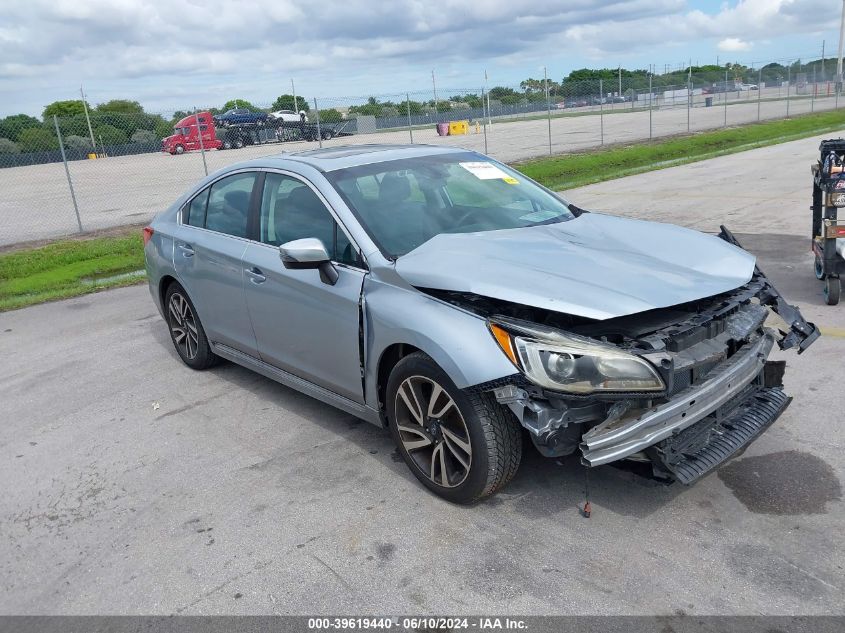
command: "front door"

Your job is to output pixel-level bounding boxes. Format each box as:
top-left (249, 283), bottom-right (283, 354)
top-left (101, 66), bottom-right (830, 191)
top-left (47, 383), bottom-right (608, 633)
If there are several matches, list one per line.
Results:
top-left (242, 172), bottom-right (366, 402)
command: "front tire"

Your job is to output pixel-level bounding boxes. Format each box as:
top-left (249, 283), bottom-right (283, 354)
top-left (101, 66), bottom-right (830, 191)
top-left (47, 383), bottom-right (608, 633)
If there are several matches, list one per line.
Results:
top-left (386, 352), bottom-right (522, 504)
top-left (164, 282), bottom-right (219, 369)
top-left (174, 144), bottom-right (185, 155)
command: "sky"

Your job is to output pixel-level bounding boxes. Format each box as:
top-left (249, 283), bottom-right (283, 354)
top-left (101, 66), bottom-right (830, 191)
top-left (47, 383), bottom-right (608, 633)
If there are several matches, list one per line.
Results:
top-left (0, 0), bottom-right (842, 117)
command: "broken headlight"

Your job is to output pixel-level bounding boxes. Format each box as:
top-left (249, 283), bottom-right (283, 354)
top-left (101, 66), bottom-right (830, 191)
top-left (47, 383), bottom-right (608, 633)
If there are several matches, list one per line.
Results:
top-left (488, 317), bottom-right (665, 394)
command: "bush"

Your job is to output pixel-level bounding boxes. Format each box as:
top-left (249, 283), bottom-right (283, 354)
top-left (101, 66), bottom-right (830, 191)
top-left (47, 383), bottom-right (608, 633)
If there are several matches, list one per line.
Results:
top-left (93, 124), bottom-right (127, 145)
top-left (18, 128), bottom-right (59, 152)
top-left (0, 138), bottom-right (20, 154)
top-left (64, 135), bottom-right (93, 152)
top-left (316, 108), bottom-right (343, 123)
top-left (131, 129), bottom-right (158, 144)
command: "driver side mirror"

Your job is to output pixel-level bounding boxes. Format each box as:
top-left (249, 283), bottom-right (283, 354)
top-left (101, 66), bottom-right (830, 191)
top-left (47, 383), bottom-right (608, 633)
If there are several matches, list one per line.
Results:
top-left (279, 238), bottom-right (339, 286)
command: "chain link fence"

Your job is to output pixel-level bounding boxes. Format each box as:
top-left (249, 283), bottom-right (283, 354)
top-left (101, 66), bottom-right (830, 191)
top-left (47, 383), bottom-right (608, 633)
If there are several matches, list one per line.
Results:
top-left (1, 60), bottom-right (843, 246)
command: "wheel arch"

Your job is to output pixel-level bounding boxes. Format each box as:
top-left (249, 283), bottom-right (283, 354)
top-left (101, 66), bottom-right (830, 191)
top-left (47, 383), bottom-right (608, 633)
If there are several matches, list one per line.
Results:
top-left (158, 274), bottom-right (179, 312)
top-left (375, 343), bottom-right (423, 425)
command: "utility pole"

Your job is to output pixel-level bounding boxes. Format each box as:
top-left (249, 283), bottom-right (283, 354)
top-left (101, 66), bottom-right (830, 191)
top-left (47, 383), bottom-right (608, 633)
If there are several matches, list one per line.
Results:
top-left (822, 40), bottom-right (826, 80)
top-left (837, 0), bottom-right (845, 90)
top-left (618, 66), bottom-right (622, 100)
top-left (291, 78), bottom-right (298, 113)
top-left (485, 69), bottom-right (492, 126)
top-left (80, 86), bottom-right (96, 149)
top-left (432, 70), bottom-right (438, 117)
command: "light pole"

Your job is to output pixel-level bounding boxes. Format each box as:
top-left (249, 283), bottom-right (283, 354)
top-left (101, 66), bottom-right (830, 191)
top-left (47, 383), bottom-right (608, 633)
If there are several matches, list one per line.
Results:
top-left (80, 86), bottom-right (96, 150)
top-left (291, 78), bottom-right (298, 113)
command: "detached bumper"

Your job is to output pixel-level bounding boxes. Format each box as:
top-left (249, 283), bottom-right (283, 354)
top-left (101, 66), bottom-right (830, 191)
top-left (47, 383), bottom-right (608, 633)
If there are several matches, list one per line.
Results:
top-left (580, 331), bottom-right (775, 467)
top-left (654, 386), bottom-right (791, 484)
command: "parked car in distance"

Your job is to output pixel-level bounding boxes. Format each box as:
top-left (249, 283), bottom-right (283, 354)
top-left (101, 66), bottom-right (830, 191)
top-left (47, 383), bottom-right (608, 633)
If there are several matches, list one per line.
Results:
top-left (741, 83), bottom-right (759, 90)
top-left (269, 109), bottom-right (309, 123)
top-left (144, 144), bottom-right (818, 504)
top-left (214, 107), bottom-right (268, 127)
top-left (161, 112), bottom-right (223, 155)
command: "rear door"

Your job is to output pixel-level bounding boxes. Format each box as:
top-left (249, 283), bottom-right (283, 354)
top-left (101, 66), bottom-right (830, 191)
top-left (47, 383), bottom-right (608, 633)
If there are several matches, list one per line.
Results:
top-left (172, 171), bottom-right (261, 356)
top-left (241, 171), bottom-right (367, 402)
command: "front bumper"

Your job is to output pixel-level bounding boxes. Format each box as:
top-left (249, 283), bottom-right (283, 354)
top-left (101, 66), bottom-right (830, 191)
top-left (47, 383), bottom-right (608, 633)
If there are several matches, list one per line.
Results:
top-left (580, 331), bottom-right (775, 467)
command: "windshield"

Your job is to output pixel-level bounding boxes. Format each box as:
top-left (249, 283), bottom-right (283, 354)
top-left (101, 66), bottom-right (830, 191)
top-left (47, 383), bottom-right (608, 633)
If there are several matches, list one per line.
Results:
top-left (327, 152), bottom-right (574, 257)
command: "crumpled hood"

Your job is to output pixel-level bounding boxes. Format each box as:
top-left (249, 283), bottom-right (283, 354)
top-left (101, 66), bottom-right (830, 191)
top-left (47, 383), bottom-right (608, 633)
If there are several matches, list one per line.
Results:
top-left (394, 213), bottom-right (755, 320)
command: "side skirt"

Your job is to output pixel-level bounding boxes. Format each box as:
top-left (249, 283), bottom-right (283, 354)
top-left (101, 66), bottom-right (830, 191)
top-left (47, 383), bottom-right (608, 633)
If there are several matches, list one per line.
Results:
top-left (211, 342), bottom-right (382, 426)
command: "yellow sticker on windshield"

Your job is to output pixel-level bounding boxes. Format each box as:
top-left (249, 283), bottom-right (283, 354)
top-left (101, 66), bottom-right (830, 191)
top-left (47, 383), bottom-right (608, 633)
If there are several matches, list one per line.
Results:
top-left (503, 177), bottom-right (519, 184)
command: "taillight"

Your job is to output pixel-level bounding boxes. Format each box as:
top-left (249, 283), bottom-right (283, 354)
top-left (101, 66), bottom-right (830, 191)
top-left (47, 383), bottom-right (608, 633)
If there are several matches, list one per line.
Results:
top-left (142, 226), bottom-right (154, 246)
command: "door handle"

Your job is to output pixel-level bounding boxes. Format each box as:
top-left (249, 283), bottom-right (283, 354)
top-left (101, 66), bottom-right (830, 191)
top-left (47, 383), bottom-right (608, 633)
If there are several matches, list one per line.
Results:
top-left (178, 243), bottom-right (194, 257)
top-left (245, 267), bottom-right (266, 284)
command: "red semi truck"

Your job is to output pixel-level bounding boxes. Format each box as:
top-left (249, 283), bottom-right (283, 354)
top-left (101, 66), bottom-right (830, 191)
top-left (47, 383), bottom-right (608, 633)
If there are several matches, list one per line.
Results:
top-left (161, 112), bottom-right (223, 154)
top-left (161, 110), bottom-right (352, 155)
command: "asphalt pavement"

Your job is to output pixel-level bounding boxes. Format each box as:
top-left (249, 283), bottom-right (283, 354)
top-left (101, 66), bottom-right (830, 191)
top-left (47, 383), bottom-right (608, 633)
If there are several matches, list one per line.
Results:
top-left (0, 134), bottom-right (843, 615)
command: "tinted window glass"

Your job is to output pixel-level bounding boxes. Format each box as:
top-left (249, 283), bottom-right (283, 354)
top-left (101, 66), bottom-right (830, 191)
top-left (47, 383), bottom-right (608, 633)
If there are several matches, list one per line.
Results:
top-left (186, 188), bottom-right (209, 227)
top-left (205, 172), bottom-right (256, 238)
top-left (259, 173), bottom-right (358, 266)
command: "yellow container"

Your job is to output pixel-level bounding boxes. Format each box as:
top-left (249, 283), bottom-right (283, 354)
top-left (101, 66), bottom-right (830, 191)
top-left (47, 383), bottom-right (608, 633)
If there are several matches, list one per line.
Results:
top-left (448, 120), bottom-right (469, 135)
top-left (87, 153), bottom-right (97, 160)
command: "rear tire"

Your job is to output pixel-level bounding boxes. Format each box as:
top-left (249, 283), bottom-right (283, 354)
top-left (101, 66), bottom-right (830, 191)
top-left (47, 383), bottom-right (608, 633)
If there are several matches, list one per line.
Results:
top-left (814, 254), bottom-right (825, 280)
top-left (386, 352), bottom-right (522, 504)
top-left (164, 282), bottom-right (219, 369)
top-left (824, 276), bottom-right (841, 305)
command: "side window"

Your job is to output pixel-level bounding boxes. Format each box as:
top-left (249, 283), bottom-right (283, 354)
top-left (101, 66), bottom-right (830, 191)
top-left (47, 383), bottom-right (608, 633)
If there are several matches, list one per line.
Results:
top-left (185, 188), bottom-right (210, 227)
top-left (205, 172), bottom-right (256, 238)
top-left (260, 173), bottom-right (359, 265)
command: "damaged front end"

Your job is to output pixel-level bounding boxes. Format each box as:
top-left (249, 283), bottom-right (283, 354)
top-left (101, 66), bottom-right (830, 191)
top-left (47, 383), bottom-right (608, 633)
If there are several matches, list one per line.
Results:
top-left (463, 228), bottom-right (819, 485)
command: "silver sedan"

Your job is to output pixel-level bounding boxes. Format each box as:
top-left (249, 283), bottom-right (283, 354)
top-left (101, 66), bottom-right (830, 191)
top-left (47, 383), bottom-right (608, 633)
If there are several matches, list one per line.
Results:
top-left (144, 144), bottom-right (817, 503)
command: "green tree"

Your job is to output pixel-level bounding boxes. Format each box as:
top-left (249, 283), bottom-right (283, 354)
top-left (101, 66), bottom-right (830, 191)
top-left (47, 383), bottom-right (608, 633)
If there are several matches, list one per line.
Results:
top-left (222, 99), bottom-right (257, 111)
top-left (93, 124), bottom-right (127, 145)
top-left (316, 108), bottom-right (342, 123)
top-left (42, 100), bottom-right (90, 120)
top-left (0, 114), bottom-right (42, 142)
top-left (18, 128), bottom-right (59, 152)
top-left (155, 119), bottom-right (173, 139)
top-left (0, 138), bottom-right (20, 154)
top-left (271, 94), bottom-right (310, 112)
top-left (96, 99), bottom-right (144, 113)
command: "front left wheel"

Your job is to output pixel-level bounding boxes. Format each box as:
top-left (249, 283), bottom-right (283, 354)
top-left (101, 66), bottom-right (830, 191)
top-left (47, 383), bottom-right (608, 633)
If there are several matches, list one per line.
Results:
top-left (164, 282), bottom-right (219, 369)
top-left (386, 352), bottom-right (522, 504)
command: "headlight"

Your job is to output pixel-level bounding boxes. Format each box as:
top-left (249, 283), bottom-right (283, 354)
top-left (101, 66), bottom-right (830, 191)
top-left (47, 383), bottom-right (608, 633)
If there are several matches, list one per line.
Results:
top-left (489, 317), bottom-right (665, 394)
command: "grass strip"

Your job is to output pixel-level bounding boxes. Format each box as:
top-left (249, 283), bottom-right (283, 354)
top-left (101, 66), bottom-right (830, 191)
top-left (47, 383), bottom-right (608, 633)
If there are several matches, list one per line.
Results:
top-left (0, 230), bottom-right (146, 311)
top-left (516, 109), bottom-right (845, 190)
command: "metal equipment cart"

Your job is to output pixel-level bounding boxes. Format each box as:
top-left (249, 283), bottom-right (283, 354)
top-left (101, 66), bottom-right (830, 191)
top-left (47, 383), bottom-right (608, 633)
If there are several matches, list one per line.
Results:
top-left (811, 138), bottom-right (845, 305)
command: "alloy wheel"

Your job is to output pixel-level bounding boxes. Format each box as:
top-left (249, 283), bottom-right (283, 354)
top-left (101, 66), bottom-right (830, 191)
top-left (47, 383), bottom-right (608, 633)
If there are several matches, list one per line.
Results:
top-left (394, 376), bottom-right (472, 488)
top-left (168, 292), bottom-right (199, 360)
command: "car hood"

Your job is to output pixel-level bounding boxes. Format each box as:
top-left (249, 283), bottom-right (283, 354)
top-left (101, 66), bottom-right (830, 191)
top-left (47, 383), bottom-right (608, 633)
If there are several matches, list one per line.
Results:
top-left (394, 213), bottom-right (756, 321)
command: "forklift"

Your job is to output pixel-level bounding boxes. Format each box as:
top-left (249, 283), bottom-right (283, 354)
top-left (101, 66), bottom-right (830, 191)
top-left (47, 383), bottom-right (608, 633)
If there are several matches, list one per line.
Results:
top-left (811, 139), bottom-right (845, 305)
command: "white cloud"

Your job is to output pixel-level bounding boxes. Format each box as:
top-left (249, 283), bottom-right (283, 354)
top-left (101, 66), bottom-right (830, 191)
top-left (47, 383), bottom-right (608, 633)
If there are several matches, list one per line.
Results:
top-left (0, 0), bottom-right (837, 115)
top-left (718, 37), bottom-right (752, 52)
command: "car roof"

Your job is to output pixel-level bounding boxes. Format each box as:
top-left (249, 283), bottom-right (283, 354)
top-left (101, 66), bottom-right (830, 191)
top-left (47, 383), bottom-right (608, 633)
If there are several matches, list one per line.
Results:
top-left (261, 144), bottom-right (472, 172)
